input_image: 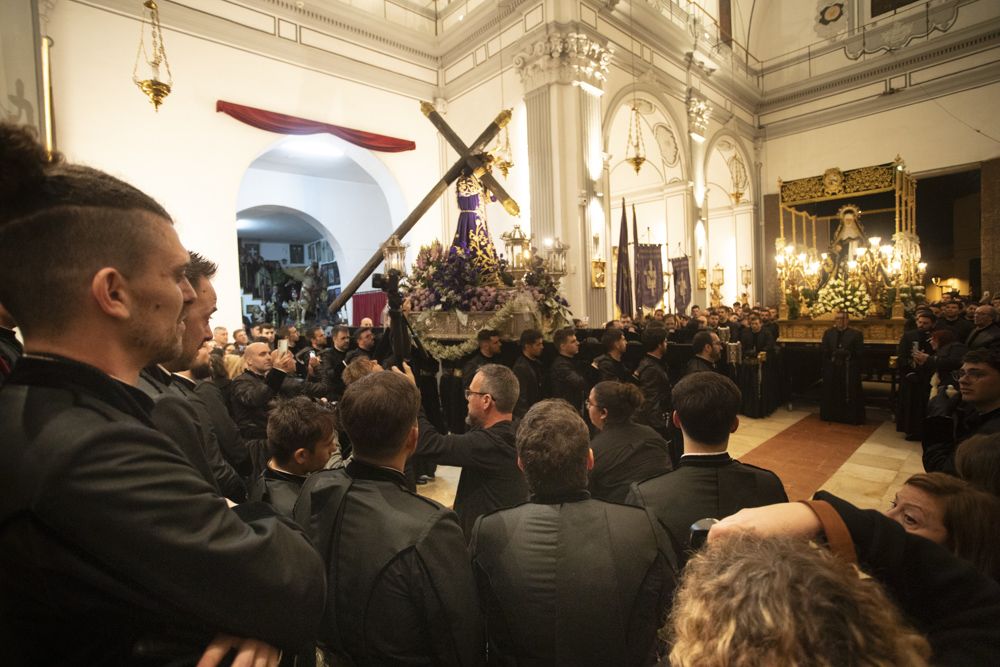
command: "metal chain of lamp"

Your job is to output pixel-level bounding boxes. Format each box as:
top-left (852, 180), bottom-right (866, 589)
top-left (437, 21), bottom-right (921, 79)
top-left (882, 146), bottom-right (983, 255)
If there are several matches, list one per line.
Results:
top-left (623, 0), bottom-right (646, 175)
top-left (132, 0), bottom-right (173, 111)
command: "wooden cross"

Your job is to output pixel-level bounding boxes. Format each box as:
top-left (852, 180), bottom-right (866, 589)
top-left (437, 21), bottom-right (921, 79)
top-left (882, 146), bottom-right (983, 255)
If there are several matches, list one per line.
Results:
top-left (328, 102), bottom-right (520, 315)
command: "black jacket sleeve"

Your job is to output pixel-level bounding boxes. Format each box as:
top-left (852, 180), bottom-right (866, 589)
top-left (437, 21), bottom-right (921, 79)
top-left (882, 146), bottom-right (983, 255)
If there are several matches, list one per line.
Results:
top-left (816, 491), bottom-right (1000, 667)
top-left (40, 420), bottom-right (327, 651)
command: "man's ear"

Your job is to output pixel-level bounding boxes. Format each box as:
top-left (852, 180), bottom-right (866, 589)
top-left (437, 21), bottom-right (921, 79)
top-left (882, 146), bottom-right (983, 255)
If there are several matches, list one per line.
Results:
top-left (516, 455), bottom-right (525, 473)
top-left (586, 448), bottom-right (594, 471)
top-left (91, 268), bottom-right (131, 320)
top-left (403, 424), bottom-right (418, 456)
top-left (730, 416), bottom-right (740, 433)
top-left (671, 410), bottom-right (682, 429)
top-left (293, 447), bottom-right (310, 465)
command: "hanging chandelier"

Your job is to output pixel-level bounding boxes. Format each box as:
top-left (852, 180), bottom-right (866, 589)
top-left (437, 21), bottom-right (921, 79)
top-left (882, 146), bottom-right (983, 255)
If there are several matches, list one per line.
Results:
top-left (132, 0), bottom-right (173, 111)
top-left (623, 1), bottom-right (646, 175)
top-left (625, 104), bottom-right (647, 174)
top-left (488, 1), bottom-right (514, 177)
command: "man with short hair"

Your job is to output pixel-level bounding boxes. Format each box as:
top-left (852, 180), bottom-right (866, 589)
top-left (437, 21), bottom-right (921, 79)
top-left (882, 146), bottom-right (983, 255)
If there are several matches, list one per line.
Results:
top-left (249, 396), bottom-right (337, 518)
top-left (627, 373), bottom-right (787, 566)
top-left (936, 300), bottom-right (974, 343)
top-left (820, 310), bottom-right (865, 424)
top-left (512, 328), bottom-right (544, 419)
top-left (345, 326), bottom-right (375, 364)
top-left (233, 327), bottom-right (249, 354)
top-left (897, 311), bottom-right (936, 440)
top-left (966, 305), bottom-right (1000, 350)
top-left (0, 123), bottom-right (323, 664)
top-left (413, 363), bottom-right (529, 536)
top-left (471, 400), bottom-right (676, 665)
top-left (319, 324), bottom-right (351, 399)
top-left (739, 314), bottom-right (774, 354)
top-left (634, 327), bottom-right (672, 439)
top-left (260, 324), bottom-right (276, 347)
top-left (451, 328), bottom-right (503, 433)
top-left (923, 347), bottom-right (1000, 474)
top-left (230, 341), bottom-right (306, 476)
top-left (295, 371), bottom-right (483, 664)
top-left (593, 327), bottom-right (630, 383)
top-left (147, 252), bottom-right (246, 502)
top-left (685, 331), bottom-right (722, 376)
top-left (211, 325), bottom-right (228, 349)
top-left (546, 327), bottom-right (587, 413)
top-left (295, 325), bottom-right (327, 379)
top-left (463, 329), bottom-right (502, 389)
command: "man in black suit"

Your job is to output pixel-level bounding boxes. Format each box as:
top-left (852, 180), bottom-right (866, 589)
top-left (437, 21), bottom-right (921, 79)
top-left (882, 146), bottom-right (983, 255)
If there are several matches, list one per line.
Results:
top-left (936, 300), bottom-right (974, 344)
top-left (592, 327), bottom-right (630, 382)
top-left (294, 370), bottom-right (483, 665)
top-left (967, 305), bottom-right (1000, 350)
top-left (627, 372), bottom-right (787, 566)
top-left (512, 328), bottom-right (544, 419)
top-left (634, 326), bottom-right (672, 440)
top-left (470, 400), bottom-right (676, 666)
top-left (685, 331), bottom-right (722, 377)
top-left (546, 326), bottom-right (587, 414)
top-left (896, 311), bottom-right (935, 440)
top-left (414, 363), bottom-right (529, 537)
top-left (820, 310), bottom-right (865, 424)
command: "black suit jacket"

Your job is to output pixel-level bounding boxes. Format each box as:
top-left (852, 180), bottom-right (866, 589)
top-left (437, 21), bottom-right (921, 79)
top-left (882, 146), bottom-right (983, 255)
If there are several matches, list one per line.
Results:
top-left (627, 453), bottom-right (787, 564)
top-left (416, 410), bottom-right (529, 537)
top-left (512, 354), bottom-right (543, 419)
top-left (590, 421), bottom-right (672, 503)
top-left (546, 354), bottom-right (587, 413)
top-left (0, 356), bottom-right (325, 663)
top-left (295, 461), bottom-right (484, 665)
top-left (470, 491), bottom-right (676, 667)
top-left (634, 354), bottom-right (671, 430)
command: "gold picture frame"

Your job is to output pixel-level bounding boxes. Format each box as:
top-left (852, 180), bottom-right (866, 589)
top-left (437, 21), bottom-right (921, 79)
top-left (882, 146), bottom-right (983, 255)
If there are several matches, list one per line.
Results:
top-left (591, 259), bottom-right (606, 288)
top-left (697, 267), bottom-right (707, 289)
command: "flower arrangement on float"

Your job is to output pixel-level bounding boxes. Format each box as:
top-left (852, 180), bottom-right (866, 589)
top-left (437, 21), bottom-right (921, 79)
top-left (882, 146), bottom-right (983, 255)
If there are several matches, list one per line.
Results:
top-left (402, 241), bottom-right (572, 361)
top-left (812, 277), bottom-right (871, 318)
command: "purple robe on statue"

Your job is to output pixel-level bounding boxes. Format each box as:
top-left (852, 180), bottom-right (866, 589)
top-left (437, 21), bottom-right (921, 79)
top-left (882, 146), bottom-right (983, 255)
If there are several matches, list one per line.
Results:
top-left (450, 174), bottom-right (500, 281)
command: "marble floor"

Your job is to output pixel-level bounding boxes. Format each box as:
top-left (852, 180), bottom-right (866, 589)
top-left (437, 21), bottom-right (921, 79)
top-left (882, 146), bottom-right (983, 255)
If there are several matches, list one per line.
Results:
top-left (418, 407), bottom-right (923, 514)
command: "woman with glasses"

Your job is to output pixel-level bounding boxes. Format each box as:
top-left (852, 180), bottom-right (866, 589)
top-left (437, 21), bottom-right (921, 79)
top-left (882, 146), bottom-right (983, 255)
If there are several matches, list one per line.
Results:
top-left (586, 381), bottom-right (672, 503)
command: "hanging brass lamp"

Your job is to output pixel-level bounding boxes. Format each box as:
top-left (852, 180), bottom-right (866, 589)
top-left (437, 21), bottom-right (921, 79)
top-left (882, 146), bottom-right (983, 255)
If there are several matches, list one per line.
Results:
top-left (132, 0), bottom-right (173, 111)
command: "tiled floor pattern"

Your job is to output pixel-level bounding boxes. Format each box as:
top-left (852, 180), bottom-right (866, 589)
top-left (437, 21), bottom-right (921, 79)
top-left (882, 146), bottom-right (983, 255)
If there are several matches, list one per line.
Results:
top-left (418, 409), bottom-right (922, 514)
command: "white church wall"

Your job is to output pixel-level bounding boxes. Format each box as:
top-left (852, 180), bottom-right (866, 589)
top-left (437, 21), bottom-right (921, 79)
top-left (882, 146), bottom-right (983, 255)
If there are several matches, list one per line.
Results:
top-left (47, 1), bottom-right (444, 329)
top-left (761, 82), bottom-right (1000, 189)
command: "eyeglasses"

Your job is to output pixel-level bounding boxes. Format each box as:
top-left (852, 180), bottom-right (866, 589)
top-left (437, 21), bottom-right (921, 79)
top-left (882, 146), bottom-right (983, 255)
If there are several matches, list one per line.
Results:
top-left (464, 389), bottom-right (490, 400)
top-left (952, 369), bottom-right (994, 381)
top-left (584, 399), bottom-right (601, 410)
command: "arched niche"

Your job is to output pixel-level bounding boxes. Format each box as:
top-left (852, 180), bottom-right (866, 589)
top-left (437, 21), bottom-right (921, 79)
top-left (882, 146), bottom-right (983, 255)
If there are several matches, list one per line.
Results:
top-left (703, 131), bottom-right (756, 305)
top-left (236, 133), bottom-right (406, 318)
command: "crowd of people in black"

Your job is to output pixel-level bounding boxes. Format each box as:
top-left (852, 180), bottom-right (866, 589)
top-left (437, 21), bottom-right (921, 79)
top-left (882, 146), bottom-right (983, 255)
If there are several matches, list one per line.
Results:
top-left (2, 121), bottom-right (1000, 666)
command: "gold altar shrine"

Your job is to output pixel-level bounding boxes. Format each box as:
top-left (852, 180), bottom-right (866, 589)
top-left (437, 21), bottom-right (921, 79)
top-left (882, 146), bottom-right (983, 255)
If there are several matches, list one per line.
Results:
top-left (777, 317), bottom-right (905, 345)
top-left (773, 157), bottom-right (925, 330)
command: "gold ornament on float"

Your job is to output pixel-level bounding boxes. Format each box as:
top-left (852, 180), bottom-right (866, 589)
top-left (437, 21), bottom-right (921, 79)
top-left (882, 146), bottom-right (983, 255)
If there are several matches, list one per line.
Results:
top-left (132, 0), bottom-right (173, 111)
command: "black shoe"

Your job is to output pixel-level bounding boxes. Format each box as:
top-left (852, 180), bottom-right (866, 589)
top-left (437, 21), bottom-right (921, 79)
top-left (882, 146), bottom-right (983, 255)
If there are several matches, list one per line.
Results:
top-left (416, 475), bottom-right (431, 485)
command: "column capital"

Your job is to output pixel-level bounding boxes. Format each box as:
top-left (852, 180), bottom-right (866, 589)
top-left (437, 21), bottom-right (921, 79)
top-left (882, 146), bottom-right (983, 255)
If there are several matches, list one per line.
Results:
top-left (686, 88), bottom-right (712, 140)
top-left (514, 29), bottom-right (613, 95)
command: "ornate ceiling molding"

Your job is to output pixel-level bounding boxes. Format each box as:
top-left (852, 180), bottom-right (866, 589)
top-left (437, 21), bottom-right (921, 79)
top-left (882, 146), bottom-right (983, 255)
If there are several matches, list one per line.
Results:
top-left (513, 30), bottom-right (614, 94)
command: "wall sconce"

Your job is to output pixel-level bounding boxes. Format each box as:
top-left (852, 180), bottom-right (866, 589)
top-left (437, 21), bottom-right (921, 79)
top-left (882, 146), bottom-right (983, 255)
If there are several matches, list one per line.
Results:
top-left (133, 0), bottom-right (173, 111)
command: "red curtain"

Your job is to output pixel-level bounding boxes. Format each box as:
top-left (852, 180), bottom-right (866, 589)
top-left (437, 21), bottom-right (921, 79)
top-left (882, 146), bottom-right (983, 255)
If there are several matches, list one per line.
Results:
top-left (216, 100), bottom-right (415, 152)
top-left (352, 291), bottom-right (388, 327)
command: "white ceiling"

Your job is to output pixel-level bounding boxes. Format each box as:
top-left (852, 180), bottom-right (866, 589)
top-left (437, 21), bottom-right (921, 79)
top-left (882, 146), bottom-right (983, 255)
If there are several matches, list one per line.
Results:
top-left (237, 210), bottom-right (323, 243)
top-left (250, 135), bottom-right (377, 184)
